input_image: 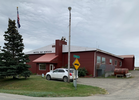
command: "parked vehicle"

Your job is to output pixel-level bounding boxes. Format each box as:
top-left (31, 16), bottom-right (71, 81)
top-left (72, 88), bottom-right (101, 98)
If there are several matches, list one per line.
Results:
top-left (46, 68), bottom-right (78, 82)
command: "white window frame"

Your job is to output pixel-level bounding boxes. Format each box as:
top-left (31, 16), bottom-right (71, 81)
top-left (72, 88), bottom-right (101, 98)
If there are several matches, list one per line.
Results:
top-left (39, 64), bottom-right (46, 70)
top-left (110, 59), bottom-right (112, 65)
top-left (49, 64), bottom-right (54, 71)
top-left (115, 60), bottom-right (117, 66)
top-left (102, 57), bottom-right (106, 64)
top-left (119, 61), bottom-right (122, 67)
top-left (97, 56), bottom-right (101, 64)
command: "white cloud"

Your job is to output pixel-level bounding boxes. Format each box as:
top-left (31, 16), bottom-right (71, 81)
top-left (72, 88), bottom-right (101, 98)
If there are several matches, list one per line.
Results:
top-left (0, 0), bottom-right (139, 66)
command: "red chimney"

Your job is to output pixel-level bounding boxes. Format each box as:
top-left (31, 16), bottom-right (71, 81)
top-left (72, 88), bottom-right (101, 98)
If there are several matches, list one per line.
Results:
top-left (55, 39), bottom-right (67, 68)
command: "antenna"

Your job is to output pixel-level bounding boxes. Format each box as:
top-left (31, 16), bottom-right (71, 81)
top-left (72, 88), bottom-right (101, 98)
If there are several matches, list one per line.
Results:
top-left (96, 41), bottom-right (99, 49)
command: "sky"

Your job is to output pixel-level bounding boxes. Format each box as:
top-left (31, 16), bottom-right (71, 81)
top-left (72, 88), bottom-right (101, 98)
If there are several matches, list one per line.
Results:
top-left (0, 0), bottom-right (139, 66)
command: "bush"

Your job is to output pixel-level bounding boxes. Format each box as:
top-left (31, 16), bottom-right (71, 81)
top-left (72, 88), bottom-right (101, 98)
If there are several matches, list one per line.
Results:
top-left (78, 67), bottom-right (88, 77)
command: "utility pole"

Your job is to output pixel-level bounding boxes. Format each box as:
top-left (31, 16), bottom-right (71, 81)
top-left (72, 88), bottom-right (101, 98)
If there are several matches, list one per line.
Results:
top-left (68, 7), bottom-right (72, 83)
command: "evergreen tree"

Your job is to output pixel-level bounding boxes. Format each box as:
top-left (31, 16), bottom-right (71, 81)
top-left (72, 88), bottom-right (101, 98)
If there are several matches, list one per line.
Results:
top-left (0, 52), bottom-right (8, 77)
top-left (0, 18), bottom-right (31, 79)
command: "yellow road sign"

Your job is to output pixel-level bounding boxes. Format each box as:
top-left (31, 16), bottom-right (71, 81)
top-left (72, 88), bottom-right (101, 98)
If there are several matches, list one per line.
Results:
top-left (73, 58), bottom-right (80, 70)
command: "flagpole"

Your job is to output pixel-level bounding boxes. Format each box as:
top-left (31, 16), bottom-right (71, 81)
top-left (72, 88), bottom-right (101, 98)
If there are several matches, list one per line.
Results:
top-left (17, 7), bottom-right (18, 31)
top-left (68, 7), bottom-right (71, 83)
top-left (17, 6), bottom-right (21, 30)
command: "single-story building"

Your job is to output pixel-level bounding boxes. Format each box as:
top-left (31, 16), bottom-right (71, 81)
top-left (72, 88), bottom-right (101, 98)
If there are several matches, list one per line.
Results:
top-left (26, 39), bottom-right (135, 77)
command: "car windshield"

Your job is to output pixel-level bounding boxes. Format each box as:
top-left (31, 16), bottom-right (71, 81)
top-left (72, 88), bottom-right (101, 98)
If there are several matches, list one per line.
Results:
top-left (66, 70), bottom-right (74, 73)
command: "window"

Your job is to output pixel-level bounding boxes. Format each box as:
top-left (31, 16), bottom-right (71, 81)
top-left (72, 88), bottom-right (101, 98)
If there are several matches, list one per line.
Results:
top-left (53, 69), bottom-right (59, 73)
top-left (119, 61), bottom-right (122, 67)
top-left (109, 59), bottom-right (112, 65)
top-left (39, 64), bottom-right (46, 70)
top-left (66, 70), bottom-right (74, 73)
top-left (115, 60), bottom-right (117, 66)
top-left (97, 56), bottom-right (101, 63)
top-left (58, 70), bottom-right (65, 72)
top-left (102, 57), bottom-right (106, 64)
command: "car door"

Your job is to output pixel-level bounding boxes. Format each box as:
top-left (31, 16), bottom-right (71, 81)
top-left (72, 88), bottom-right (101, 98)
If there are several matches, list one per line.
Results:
top-left (57, 69), bottom-right (65, 79)
top-left (51, 69), bottom-right (59, 78)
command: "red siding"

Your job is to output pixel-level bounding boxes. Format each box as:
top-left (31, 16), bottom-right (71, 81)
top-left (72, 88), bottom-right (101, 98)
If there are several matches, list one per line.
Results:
top-left (122, 57), bottom-right (135, 70)
top-left (62, 51), bottom-right (95, 76)
top-left (27, 40), bottom-right (134, 76)
top-left (55, 40), bottom-right (67, 68)
top-left (27, 51), bottom-right (134, 76)
top-left (96, 52), bottom-right (123, 68)
top-left (27, 40), bottom-right (67, 75)
top-left (36, 63), bottom-right (49, 75)
top-left (27, 54), bottom-right (44, 74)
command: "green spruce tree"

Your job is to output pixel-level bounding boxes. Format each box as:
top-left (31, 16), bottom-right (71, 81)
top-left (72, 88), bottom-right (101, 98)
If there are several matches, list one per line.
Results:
top-left (0, 51), bottom-right (8, 77)
top-left (0, 18), bottom-right (31, 79)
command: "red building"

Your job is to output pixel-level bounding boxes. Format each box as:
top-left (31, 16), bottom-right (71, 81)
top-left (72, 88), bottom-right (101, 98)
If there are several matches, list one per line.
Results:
top-left (26, 39), bottom-right (135, 77)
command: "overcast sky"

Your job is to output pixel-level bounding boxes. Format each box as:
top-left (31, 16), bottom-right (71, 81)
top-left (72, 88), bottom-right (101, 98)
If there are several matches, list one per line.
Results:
top-left (0, 0), bottom-right (139, 66)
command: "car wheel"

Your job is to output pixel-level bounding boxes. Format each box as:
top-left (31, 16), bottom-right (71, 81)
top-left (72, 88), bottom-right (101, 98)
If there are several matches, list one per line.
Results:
top-left (63, 76), bottom-right (68, 82)
top-left (46, 75), bottom-right (51, 80)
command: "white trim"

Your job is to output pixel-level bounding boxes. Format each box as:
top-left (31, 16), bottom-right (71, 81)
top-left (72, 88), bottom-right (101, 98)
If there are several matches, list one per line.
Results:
top-left (110, 59), bottom-right (112, 65)
top-left (115, 60), bottom-right (117, 66)
top-left (119, 61), bottom-right (122, 67)
top-left (97, 56), bottom-right (101, 64)
top-left (102, 57), bottom-right (106, 64)
top-left (49, 64), bottom-right (54, 71)
top-left (39, 64), bottom-right (46, 70)
top-left (94, 51), bottom-right (96, 77)
top-left (96, 49), bottom-right (123, 59)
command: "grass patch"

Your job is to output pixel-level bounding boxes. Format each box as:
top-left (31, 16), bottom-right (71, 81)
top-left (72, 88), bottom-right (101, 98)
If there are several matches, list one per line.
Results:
top-left (0, 75), bottom-right (106, 97)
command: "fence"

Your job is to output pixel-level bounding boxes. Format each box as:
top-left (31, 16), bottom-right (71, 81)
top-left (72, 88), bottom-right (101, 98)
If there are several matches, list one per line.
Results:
top-left (96, 64), bottom-right (115, 77)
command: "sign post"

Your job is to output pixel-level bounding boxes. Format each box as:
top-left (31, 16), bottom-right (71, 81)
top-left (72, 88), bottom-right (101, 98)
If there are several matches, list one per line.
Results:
top-left (73, 55), bottom-right (80, 90)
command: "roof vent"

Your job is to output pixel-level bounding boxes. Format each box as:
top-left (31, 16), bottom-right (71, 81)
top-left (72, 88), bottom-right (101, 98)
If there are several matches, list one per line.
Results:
top-left (61, 36), bottom-right (66, 41)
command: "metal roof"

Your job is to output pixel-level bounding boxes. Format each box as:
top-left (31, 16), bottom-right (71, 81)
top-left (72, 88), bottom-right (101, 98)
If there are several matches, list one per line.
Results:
top-left (25, 44), bottom-right (55, 54)
top-left (118, 55), bottom-right (134, 58)
top-left (33, 53), bottom-right (58, 63)
top-left (25, 44), bottom-right (96, 54)
top-left (25, 44), bottom-right (125, 59)
top-left (62, 45), bottom-right (96, 52)
top-left (96, 49), bottom-right (124, 59)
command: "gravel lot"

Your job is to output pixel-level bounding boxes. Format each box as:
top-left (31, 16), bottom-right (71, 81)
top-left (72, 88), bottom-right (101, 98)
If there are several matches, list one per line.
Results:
top-left (77, 71), bottom-right (139, 99)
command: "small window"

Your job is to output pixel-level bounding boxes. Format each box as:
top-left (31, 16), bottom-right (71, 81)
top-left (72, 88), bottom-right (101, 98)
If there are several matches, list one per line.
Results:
top-left (53, 69), bottom-right (59, 73)
top-left (115, 60), bottom-right (117, 66)
top-left (66, 70), bottom-right (74, 73)
top-left (58, 70), bottom-right (65, 72)
top-left (102, 57), bottom-right (106, 64)
top-left (39, 64), bottom-right (46, 70)
top-left (97, 56), bottom-right (101, 63)
top-left (110, 59), bottom-right (112, 65)
top-left (119, 61), bottom-right (122, 67)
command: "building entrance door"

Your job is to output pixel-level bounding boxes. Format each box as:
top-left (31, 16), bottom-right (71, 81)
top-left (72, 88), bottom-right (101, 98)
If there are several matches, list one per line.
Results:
top-left (49, 64), bottom-right (54, 71)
